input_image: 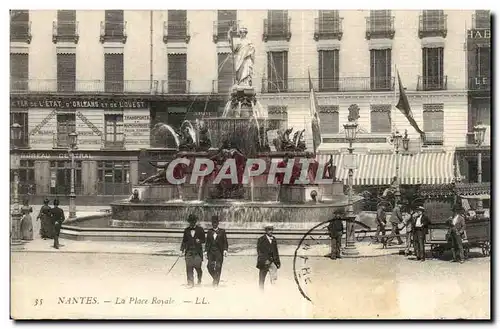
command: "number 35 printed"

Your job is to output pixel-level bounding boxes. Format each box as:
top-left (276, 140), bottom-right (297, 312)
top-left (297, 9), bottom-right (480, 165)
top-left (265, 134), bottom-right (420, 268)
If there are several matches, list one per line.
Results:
top-left (34, 299), bottom-right (43, 306)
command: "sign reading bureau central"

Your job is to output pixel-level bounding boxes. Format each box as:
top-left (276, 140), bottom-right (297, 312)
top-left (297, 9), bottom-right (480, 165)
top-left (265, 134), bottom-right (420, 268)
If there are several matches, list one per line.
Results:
top-left (10, 97), bottom-right (149, 109)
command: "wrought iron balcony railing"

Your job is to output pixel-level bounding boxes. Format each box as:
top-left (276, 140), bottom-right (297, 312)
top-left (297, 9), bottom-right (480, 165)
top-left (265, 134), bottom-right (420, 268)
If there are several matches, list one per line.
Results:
top-left (103, 137), bottom-right (125, 150)
top-left (163, 21), bottom-right (191, 43)
top-left (52, 20), bottom-right (79, 43)
top-left (418, 14), bottom-right (447, 38)
top-left (212, 20), bottom-right (240, 43)
top-left (473, 12), bottom-right (491, 29)
top-left (417, 75), bottom-right (448, 91)
top-left (53, 133), bottom-right (74, 149)
top-left (160, 80), bottom-right (191, 94)
top-left (100, 21), bottom-right (127, 43)
top-left (422, 132), bottom-right (444, 146)
top-left (263, 17), bottom-right (292, 42)
top-left (261, 77), bottom-right (395, 93)
top-left (469, 76), bottom-right (490, 91)
top-left (10, 79), bottom-right (159, 94)
top-left (212, 80), bottom-right (234, 94)
top-left (314, 17), bottom-right (343, 41)
top-left (365, 16), bottom-right (395, 40)
top-left (10, 21), bottom-right (32, 43)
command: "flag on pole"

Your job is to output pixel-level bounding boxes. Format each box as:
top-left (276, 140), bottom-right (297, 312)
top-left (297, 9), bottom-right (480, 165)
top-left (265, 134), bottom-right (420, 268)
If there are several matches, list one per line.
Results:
top-left (395, 71), bottom-right (426, 140)
top-left (308, 70), bottom-right (322, 154)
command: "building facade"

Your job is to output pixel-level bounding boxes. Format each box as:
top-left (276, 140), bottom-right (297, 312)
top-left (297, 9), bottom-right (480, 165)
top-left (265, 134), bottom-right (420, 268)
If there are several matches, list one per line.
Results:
top-left (10, 9), bottom-right (487, 202)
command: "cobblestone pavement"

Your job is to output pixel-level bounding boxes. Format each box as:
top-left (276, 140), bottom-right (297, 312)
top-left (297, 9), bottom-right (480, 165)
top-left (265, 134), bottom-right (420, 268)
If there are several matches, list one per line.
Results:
top-left (11, 249), bottom-right (490, 319)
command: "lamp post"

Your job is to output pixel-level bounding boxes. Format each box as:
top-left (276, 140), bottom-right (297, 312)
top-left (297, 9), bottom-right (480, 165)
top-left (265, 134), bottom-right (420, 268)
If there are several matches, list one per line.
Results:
top-left (390, 130), bottom-right (403, 203)
top-left (68, 132), bottom-right (78, 220)
top-left (473, 123), bottom-right (487, 215)
top-left (10, 123), bottom-right (23, 245)
top-left (343, 121), bottom-right (358, 256)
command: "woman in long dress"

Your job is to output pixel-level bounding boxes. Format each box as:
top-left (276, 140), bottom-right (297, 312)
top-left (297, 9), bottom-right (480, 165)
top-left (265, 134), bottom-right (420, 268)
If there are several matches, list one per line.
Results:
top-left (20, 198), bottom-right (34, 240)
top-left (37, 198), bottom-right (54, 239)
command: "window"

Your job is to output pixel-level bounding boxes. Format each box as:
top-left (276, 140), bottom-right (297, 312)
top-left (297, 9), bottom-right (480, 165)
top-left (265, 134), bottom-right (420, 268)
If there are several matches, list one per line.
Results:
top-left (476, 47), bottom-right (490, 77)
top-left (10, 10), bottom-right (30, 42)
top-left (10, 54), bottom-right (29, 91)
top-left (168, 54), bottom-right (187, 93)
top-left (104, 114), bottom-right (124, 148)
top-left (104, 10), bottom-right (124, 37)
top-left (474, 10), bottom-right (490, 29)
top-left (421, 10), bottom-right (445, 33)
top-left (370, 49), bottom-right (392, 90)
top-left (319, 106), bottom-right (339, 134)
top-left (367, 10), bottom-right (393, 39)
top-left (318, 50), bottom-right (339, 91)
top-left (57, 10), bottom-right (77, 38)
top-left (97, 161), bottom-right (131, 195)
top-left (56, 113), bottom-right (76, 148)
top-left (10, 112), bottom-right (29, 147)
top-left (267, 106), bottom-right (288, 131)
top-left (422, 47), bottom-right (444, 90)
top-left (57, 54), bottom-right (76, 92)
top-left (217, 53), bottom-right (234, 93)
top-left (11, 160), bottom-right (36, 195)
top-left (167, 10), bottom-right (187, 41)
top-left (267, 51), bottom-right (288, 92)
top-left (265, 10), bottom-right (290, 40)
top-left (50, 160), bottom-right (82, 195)
top-left (104, 54), bottom-right (124, 92)
top-left (217, 10), bottom-right (237, 41)
top-left (318, 10), bottom-right (340, 34)
top-left (423, 104), bottom-right (444, 145)
top-left (370, 105), bottom-right (391, 133)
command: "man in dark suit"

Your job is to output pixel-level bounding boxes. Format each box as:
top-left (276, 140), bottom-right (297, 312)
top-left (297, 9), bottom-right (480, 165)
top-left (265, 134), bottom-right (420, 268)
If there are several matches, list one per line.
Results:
top-left (50, 199), bottom-right (65, 249)
top-left (447, 204), bottom-right (466, 264)
top-left (386, 202), bottom-right (404, 245)
top-left (180, 214), bottom-right (206, 288)
top-left (374, 203), bottom-right (387, 243)
top-left (256, 225), bottom-right (281, 290)
top-left (327, 209), bottom-right (344, 260)
top-left (411, 205), bottom-right (430, 261)
top-left (205, 215), bottom-right (228, 287)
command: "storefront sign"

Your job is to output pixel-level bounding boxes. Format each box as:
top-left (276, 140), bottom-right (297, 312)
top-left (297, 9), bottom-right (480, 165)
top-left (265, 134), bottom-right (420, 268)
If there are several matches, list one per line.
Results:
top-left (467, 29), bottom-right (491, 39)
top-left (11, 98), bottom-right (149, 109)
top-left (124, 114), bottom-right (150, 136)
top-left (20, 152), bottom-right (93, 159)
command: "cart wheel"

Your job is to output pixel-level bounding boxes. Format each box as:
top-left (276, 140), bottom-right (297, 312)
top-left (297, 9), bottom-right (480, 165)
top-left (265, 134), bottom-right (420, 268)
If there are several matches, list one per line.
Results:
top-left (482, 242), bottom-right (491, 257)
top-left (355, 230), bottom-right (367, 242)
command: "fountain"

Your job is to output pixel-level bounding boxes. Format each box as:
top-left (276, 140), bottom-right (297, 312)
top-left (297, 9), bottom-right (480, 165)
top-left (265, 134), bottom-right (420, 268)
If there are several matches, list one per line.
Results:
top-left (63, 26), bottom-right (362, 243)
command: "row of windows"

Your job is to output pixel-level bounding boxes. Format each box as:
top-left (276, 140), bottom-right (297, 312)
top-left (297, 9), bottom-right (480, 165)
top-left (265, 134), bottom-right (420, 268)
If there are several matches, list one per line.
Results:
top-left (11, 9), bottom-right (491, 44)
top-left (10, 46), bottom-right (491, 94)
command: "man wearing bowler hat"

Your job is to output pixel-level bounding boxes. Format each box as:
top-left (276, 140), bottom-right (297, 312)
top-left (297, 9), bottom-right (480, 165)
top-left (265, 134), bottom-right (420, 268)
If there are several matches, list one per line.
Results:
top-left (180, 214), bottom-right (206, 288)
top-left (50, 199), bottom-right (65, 249)
top-left (256, 225), bottom-right (281, 290)
top-left (205, 215), bottom-right (228, 287)
top-left (411, 205), bottom-right (429, 261)
top-left (447, 204), bottom-right (466, 264)
top-left (327, 208), bottom-right (344, 260)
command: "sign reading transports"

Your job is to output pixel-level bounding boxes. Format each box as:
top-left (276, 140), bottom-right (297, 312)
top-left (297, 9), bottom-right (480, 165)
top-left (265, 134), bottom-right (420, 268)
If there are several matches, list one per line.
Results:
top-left (10, 98), bottom-right (149, 109)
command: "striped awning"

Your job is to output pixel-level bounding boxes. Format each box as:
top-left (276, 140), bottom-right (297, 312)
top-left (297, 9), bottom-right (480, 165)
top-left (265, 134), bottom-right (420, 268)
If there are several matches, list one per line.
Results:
top-left (317, 152), bottom-right (455, 186)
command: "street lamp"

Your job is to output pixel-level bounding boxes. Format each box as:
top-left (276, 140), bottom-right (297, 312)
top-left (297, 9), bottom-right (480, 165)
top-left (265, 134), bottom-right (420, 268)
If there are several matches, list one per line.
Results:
top-left (390, 130), bottom-right (403, 203)
top-left (68, 132), bottom-right (78, 219)
top-left (473, 122), bottom-right (487, 215)
top-left (343, 121), bottom-right (358, 256)
top-left (10, 123), bottom-right (23, 245)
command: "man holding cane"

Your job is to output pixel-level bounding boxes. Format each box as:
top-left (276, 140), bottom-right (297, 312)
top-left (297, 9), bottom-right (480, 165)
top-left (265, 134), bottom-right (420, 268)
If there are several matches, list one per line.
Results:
top-left (180, 214), bottom-right (206, 288)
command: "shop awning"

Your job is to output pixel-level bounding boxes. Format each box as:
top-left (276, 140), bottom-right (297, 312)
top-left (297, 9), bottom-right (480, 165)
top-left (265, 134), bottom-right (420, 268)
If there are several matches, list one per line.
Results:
top-left (317, 152), bottom-right (456, 186)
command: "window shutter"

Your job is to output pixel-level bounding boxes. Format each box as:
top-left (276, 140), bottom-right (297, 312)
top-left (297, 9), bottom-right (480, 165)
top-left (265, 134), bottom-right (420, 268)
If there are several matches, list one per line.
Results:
top-left (168, 10), bottom-right (186, 22)
top-left (57, 54), bottom-right (76, 92)
top-left (267, 106), bottom-right (288, 130)
top-left (268, 10), bottom-right (287, 35)
top-left (168, 54), bottom-right (187, 93)
top-left (217, 53), bottom-right (233, 93)
top-left (10, 54), bottom-right (29, 91)
top-left (57, 10), bottom-right (76, 36)
top-left (370, 50), bottom-right (391, 89)
top-left (370, 106), bottom-right (391, 133)
top-left (217, 10), bottom-right (237, 37)
top-left (268, 51), bottom-right (287, 91)
top-left (105, 10), bottom-right (123, 36)
top-left (319, 106), bottom-right (339, 134)
top-left (105, 54), bottom-right (124, 92)
top-left (318, 50), bottom-right (338, 91)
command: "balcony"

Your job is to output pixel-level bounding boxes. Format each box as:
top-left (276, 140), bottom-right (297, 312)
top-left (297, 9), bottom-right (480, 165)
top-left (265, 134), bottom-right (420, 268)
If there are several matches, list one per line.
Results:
top-left (53, 133), bottom-right (73, 149)
top-left (52, 20), bottom-right (79, 43)
top-left (100, 21), bottom-right (127, 43)
top-left (423, 132), bottom-right (444, 146)
top-left (163, 21), bottom-right (191, 43)
top-left (10, 21), bottom-right (32, 43)
top-left (473, 12), bottom-right (490, 29)
top-left (469, 76), bottom-right (490, 91)
top-left (260, 77), bottom-right (395, 93)
top-left (212, 80), bottom-right (234, 94)
top-left (417, 75), bottom-right (448, 91)
top-left (10, 79), bottom-right (159, 94)
top-left (365, 16), bottom-right (395, 40)
top-left (263, 18), bottom-right (292, 42)
top-left (160, 80), bottom-right (191, 94)
top-left (212, 20), bottom-right (239, 43)
top-left (418, 14), bottom-right (447, 38)
top-left (314, 17), bottom-right (343, 41)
